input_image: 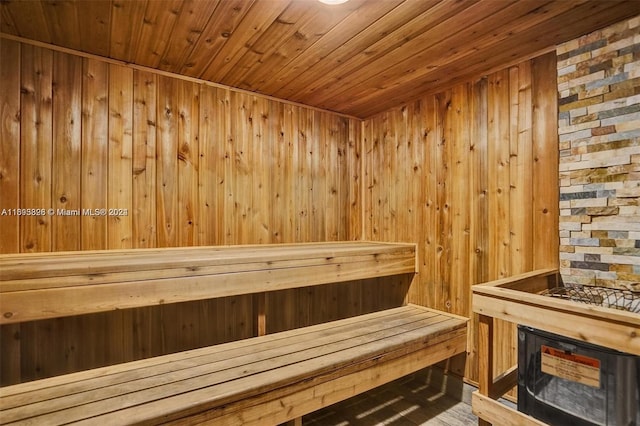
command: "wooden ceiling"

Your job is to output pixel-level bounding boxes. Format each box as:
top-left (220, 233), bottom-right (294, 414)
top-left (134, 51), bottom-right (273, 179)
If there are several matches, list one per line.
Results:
top-left (1, 0), bottom-right (639, 118)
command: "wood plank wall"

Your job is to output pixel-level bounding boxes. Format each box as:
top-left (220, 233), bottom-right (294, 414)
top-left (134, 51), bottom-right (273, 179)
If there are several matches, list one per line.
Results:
top-left (362, 51), bottom-right (559, 385)
top-left (0, 38), bottom-right (377, 385)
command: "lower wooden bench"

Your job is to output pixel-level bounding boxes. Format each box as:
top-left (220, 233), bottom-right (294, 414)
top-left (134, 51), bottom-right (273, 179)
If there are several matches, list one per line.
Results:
top-left (0, 304), bottom-right (467, 425)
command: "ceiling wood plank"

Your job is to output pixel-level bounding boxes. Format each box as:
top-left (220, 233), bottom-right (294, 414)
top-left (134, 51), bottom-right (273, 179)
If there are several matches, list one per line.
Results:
top-left (40, 0), bottom-right (82, 52)
top-left (178, 0), bottom-right (255, 78)
top-left (221, 0), bottom-right (316, 86)
top-left (0, 2), bottom-right (18, 35)
top-left (158, 0), bottom-right (221, 73)
top-left (77, 0), bottom-right (112, 57)
top-left (2, 0), bottom-right (51, 43)
top-left (110, 0), bottom-right (148, 62)
top-left (134, 0), bottom-right (185, 68)
top-left (200, 0), bottom-right (292, 82)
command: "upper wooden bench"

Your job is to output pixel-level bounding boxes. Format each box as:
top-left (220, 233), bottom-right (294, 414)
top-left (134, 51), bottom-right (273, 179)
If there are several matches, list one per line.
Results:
top-left (0, 241), bottom-right (417, 324)
top-left (0, 242), bottom-right (468, 425)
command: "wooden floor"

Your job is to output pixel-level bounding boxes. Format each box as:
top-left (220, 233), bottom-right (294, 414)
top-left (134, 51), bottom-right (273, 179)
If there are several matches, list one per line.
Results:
top-left (303, 369), bottom-right (478, 426)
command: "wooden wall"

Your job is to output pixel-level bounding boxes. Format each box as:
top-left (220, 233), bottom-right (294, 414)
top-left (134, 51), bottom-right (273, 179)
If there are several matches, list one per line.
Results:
top-left (0, 38), bottom-right (377, 385)
top-left (0, 39), bottom-right (361, 252)
top-left (362, 51), bottom-right (559, 384)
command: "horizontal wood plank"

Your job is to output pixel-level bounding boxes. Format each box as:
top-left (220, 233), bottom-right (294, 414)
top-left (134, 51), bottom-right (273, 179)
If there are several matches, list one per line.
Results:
top-left (472, 391), bottom-right (547, 426)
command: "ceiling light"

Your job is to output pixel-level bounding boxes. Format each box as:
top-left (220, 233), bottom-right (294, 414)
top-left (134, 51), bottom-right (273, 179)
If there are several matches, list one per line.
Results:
top-left (318, 0), bottom-right (349, 4)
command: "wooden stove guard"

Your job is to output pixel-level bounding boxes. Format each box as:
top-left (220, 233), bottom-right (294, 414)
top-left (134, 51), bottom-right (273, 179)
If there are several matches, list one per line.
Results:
top-left (471, 268), bottom-right (640, 426)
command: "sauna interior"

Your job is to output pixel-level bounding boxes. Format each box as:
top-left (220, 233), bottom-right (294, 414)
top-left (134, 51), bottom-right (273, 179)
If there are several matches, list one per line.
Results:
top-left (1, 1), bottom-right (640, 425)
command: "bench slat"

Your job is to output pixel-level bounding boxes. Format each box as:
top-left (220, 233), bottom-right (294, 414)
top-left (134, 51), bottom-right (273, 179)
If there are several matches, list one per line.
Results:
top-left (0, 306), bottom-right (467, 425)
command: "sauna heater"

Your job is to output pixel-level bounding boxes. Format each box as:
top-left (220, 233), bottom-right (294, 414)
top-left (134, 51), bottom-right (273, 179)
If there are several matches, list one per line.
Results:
top-left (517, 285), bottom-right (640, 426)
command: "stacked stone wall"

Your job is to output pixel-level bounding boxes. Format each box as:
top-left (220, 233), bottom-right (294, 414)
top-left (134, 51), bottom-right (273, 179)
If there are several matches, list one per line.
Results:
top-left (558, 16), bottom-right (640, 290)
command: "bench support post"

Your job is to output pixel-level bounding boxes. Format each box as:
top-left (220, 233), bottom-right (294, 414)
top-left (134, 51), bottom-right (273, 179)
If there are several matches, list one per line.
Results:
top-left (478, 314), bottom-right (493, 426)
top-left (255, 293), bottom-right (267, 336)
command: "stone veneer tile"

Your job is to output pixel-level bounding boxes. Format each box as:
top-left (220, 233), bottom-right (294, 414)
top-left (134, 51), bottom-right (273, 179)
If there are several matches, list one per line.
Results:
top-left (584, 253), bottom-right (602, 261)
top-left (570, 107), bottom-right (588, 118)
top-left (559, 95), bottom-right (603, 113)
top-left (628, 67), bottom-right (640, 79)
top-left (558, 38), bottom-right (580, 56)
top-left (558, 64), bottom-right (577, 76)
top-left (624, 59), bottom-right (640, 72)
top-left (620, 44), bottom-right (640, 56)
top-left (562, 275), bottom-right (598, 285)
top-left (570, 198), bottom-right (609, 208)
top-left (558, 39), bottom-right (607, 61)
top-left (558, 120), bottom-right (601, 135)
top-left (592, 36), bottom-right (638, 57)
top-left (571, 113), bottom-right (596, 125)
top-left (615, 120), bottom-right (640, 132)
top-left (616, 186), bottom-right (640, 197)
top-left (585, 72), bottom-right (628, 91)
top-left (611, 263), bottom-right (635, 272)
top-left (582, 145), bottom-right (640, 160)
top-left (570, 260), bottom-right (610, 271)
top-left (600, 110), bottom-right (640, 126)
top-left (561, 222), bottom-right (583, 231)
top-left (561, 156), bottom-right (631, 172)
top-left (559, 93), bottom-right (578, 106)
top-left (577, 52), bottom-right (619, 70)
top-left (575, 246), bottom-right (615, 254)
top-left (557, 52), bottom-right (592, 71)
top-left (591, 125), bottom-right (617, 136)
top-left (586, 139), bottom-right (637, 155)
top-left (581, 86), bottom-right (611, 100)
top-left (597, 104), bottom-right (640, 119)
top-left (569, 238), bottom-right (600, 246)
top-left (586, 206), bottom-right (620, 216)
top-left (559, 191), bottom-right (597, 200)
top-left (610, 230), bottom-right (630, 239)
top-left (619, 205), bottom-right (640, 214)
top-left (587, 94), bottom-right (640, 114)
top-left (603, 86), bottom-right (640, 102)
top-left (590, 60), bottom-right (614, 74)
top-left (590, 222), bottom-right (640, 231)
top-left (614, 240), bottom-right (638, 248)
top-left (601, 254), bottom-right (640, 265)
top-left (559, 68), bottom-right (591, 84)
